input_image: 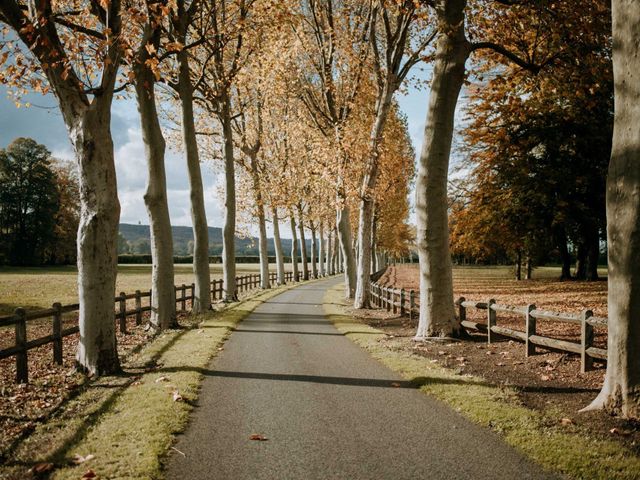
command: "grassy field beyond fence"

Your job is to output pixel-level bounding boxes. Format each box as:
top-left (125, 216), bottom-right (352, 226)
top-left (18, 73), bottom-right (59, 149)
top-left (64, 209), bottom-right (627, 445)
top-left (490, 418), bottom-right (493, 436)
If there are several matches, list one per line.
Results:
top-left (0, 263), bottom-right (265, 315)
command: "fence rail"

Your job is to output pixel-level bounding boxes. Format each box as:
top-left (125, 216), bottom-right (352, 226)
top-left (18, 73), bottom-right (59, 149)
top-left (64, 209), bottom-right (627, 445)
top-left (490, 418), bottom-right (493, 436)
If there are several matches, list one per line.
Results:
top-left (368, 279), bottom-right (608, 373)
top-left (1, 270), bottom-right (303, 383)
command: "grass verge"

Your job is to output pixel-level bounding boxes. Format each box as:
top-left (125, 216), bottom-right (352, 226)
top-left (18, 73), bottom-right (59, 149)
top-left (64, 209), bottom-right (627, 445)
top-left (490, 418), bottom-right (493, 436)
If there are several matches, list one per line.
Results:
top-left (1, 279), bottom-right (316, 480)
top-left (324, 283), bottom-right (640, 480)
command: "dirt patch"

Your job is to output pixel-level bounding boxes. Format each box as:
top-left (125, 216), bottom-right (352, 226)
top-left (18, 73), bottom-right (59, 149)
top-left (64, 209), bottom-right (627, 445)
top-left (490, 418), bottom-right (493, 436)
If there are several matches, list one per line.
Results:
top-left (379, 264), bottom-right (609, 349)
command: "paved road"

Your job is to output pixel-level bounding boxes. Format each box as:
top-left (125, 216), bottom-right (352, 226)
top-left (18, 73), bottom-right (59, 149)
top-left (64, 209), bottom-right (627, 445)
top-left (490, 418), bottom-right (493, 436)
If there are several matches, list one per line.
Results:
top-left (166, 277), bottom-right (554, 480)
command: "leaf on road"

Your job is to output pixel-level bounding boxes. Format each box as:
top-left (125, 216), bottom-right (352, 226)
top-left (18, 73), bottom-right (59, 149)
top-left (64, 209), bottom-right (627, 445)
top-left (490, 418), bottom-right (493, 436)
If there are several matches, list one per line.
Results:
top-left (390, 382), bottom-right (401, 387)
top-left (249, 434), bottom-right (268, 441)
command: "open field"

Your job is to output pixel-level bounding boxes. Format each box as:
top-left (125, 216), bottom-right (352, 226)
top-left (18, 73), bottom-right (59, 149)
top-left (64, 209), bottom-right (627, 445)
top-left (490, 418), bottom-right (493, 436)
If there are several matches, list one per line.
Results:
top-left (0, 263), bottom-right (264, 315)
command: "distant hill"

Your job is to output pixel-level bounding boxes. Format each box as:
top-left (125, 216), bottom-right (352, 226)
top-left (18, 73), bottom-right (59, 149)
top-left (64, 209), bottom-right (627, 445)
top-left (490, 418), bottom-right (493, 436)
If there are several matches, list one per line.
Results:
top-left (119, 223), bottom-right (309, 257)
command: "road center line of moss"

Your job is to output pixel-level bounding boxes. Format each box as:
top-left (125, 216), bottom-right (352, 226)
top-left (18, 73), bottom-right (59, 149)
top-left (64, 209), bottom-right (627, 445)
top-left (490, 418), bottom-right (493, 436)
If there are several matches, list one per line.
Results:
top-left (3, 279), bottom-right (323, 480)
top-left (323, 283), bottom-right (640, 480)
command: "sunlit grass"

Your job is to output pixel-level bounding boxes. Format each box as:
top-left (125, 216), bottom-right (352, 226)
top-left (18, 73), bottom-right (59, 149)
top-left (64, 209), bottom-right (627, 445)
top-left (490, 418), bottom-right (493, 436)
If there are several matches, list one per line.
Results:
top-left (0, 263), bottom-right (265, 315)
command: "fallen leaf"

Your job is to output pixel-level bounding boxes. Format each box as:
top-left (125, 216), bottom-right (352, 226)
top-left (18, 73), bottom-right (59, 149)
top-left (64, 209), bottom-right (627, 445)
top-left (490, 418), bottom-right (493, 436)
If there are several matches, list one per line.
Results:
top-left (172, 390), bottom-right (183, 402)
top-left (390, 382), bottom-right (401, 387)
top-left (540, 375), bottom-right (551, 381)
top-left (455, 357), bottom-right (466, 362)
top-left (610, 428), bottom-right (631, 436)
top-left (249, 434), bottom-right (268, 441)
top-left (72, 454), bottom-right (95, 464)
top-left (495, 362), bottom-right (506, 367)
top-left (82, 470), bottom-right (97, 478)
top-left (560, 418), bottom-right (574, 426)
top-left (438, 350), bottom-right (446, 356)
top-left (155, 376), bottom-right (170, 383)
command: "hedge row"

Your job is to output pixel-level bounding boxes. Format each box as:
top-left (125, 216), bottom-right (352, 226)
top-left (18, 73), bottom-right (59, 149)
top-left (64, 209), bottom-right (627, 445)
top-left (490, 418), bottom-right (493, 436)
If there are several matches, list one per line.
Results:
top-left (117, 254), bottom-right (301, 264)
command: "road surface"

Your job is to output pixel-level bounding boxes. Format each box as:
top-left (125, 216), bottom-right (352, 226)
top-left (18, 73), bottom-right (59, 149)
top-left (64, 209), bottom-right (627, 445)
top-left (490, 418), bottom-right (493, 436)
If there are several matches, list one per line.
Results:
top-left (166, 277), bottom-right (554, 479)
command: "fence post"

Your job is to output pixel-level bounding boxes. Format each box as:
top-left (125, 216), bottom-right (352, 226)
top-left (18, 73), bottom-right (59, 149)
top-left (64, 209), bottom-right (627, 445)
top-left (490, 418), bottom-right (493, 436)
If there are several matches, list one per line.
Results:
top-left (400, 289), bottom-right (405, 316)
top-left (191, 283), bottom-right (196, 310)
top-left (458, 297), bottom-right (466, 324)
top-left (386, 288), bottom-right (391, 312)
top-left (135, 290), bottom-right (142, 325)
top-left (181, 284), bottom-right (186, 311)
top-left (525, 304), bottom-right (536, 356)
top-left (581, 309), bottom-right (594, 373)
top-left (52, 302), bottom-right (63, 365)
top-left (487, 299), bottom-right (496, 344)
top-left (15, 308), bottom-right (28, 383)
top-left (119, 292), bottom-right (127, 334)
top-left (409, 290), bottom-right (415, 321)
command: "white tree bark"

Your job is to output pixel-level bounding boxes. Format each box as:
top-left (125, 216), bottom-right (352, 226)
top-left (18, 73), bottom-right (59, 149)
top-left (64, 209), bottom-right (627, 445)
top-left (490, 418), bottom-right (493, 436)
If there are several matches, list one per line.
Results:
top-left (272, 207), bottom-right (286, 285)
top-left (250, 155), bottom-right (270, 289)
top-left (310, 224), bottom-right (318, 279)
top-left (584, 0), bottom-right (640, 417)
top-left (177, 49), bottom-right (211, 312)
top-left (331, 227), bottom-right (339, 275)
top-left (414, 0), bottom-right (468, 339)
top-left (319, 221), bottom-right (326, 277)
top-left (336, 198), bottom-right (356, 298)
top-left (72, 105), bottom-right (121, 375)
top-left (297, 204), bottom-right (309, 280)
top-left (354, 93), bottom-right (393, 308)
top-left (221, 97), bottom-right (238, 300)
top-left (134, 39), bottom-right (176, 330)
top-left (290, 211), bottom-right (300, 281)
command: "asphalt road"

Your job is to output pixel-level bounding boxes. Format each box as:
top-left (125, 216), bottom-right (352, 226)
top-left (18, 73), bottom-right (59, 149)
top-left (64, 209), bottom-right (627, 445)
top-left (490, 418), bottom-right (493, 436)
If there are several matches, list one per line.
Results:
top-left (165, 277), bottom-right (554, 480)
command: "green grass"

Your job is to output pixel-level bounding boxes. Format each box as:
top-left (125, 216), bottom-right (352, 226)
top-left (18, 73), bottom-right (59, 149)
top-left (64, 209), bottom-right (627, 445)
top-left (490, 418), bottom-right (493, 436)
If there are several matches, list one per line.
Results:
top-left (2, 279), bottom-right (312, 480)
top-left (324, 283), bottom-right (640, 480)
top-left (0, 263), bottom-right (263, 315)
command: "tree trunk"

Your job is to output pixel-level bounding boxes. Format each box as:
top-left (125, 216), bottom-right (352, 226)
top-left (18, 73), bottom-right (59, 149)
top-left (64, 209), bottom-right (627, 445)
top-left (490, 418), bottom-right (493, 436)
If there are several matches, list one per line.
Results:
top-left (336, 196), bottom-right (356, 298)
top-left (221, 97), bottom-right (237, 300)
top-left (574, 243), bottom-right (587, 280)
top-left (525, 256), bottom-right (533, 280)
top-left (371, 204), bottom-right (378, 274)
top-left (177, 50), bottom-right (210, 312)
top-left (515, 250), bottom-right (522, 281)
top-left (297, 204), bottom-right (309, 280)
top-left (414, 0), bottom-right (468, 339)
top-left (326, 228), bottom-right (333, 275)
top-left (250, 156), bottom-right (270, 289)
top-left (73, 104), bottom-right (121, 375)
top-left (556, 227), bottom-right (572, 280)
top-left (585, 0), bottom-right (640, 417)
top-left (319, 221), bottom-right (326, 277)
top-left (310, 225), bottom-right (318, 279)
top-left (289, 211), bottom-right (299, 281)
top-left (331, 227), bottom-right (340, 275)
top-left (587, 231), bottom-right (601, 281)
top-left (134, 51), bottom-right (176, 330)
top-left (272, 207), bottom-right (286, 285)
top-left (355, 92), bottom-right (393, 308)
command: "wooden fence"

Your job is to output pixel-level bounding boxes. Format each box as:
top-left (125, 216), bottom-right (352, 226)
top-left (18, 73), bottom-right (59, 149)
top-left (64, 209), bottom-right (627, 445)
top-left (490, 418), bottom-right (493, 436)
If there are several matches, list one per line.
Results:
top-left (368, 280), bottom-right (608, 373)
top-left (1, 271), bottom-right (299, 383)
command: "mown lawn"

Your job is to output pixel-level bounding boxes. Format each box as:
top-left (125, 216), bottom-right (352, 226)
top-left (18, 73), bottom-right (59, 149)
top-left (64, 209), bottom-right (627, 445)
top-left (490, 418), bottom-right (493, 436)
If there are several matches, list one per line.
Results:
top-left (0, 263), bottom-right (264, 315)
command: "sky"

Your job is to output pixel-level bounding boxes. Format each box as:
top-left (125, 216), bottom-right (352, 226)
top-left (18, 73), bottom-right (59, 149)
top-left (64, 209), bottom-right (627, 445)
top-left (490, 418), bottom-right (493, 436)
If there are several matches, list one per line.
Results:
top-left (0, 72), bottom-right (436, 238)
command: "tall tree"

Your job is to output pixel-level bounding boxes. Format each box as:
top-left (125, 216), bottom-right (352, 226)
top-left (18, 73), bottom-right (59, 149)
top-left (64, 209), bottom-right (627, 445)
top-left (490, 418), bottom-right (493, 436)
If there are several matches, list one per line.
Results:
top-left (0, 0), bottom-right (124, 374)
top-left (132, 0), bottom-right (177, 329)
top-left (585, 0), bottom-right (640, 418)
top-left (353, 0), bottom-right (435, 308)
top-left (0, 138), bottom-right (58, 265)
